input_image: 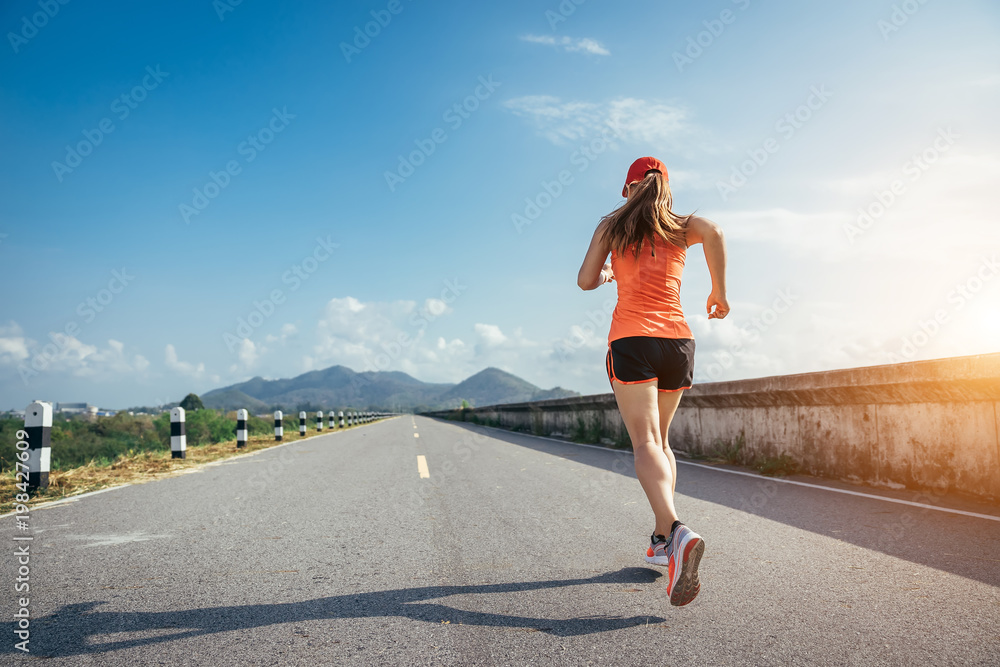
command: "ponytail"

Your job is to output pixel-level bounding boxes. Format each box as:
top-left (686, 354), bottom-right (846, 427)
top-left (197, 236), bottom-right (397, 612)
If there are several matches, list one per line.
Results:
top-left (600, 171), bottom-right (692, 259)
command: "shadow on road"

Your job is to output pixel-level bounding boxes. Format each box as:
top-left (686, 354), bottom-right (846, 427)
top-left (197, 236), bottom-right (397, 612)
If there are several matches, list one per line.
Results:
top-left (436, 421), bottom-right (1000, 590)
top-left (1, 567), bottom-right (666, 657)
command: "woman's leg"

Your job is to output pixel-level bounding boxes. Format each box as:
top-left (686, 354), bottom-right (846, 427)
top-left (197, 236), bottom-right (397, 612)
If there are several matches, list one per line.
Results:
top-left (612, 379), bottom-right (678, 536)
top-left (657, 389), bottom-right (685, 498)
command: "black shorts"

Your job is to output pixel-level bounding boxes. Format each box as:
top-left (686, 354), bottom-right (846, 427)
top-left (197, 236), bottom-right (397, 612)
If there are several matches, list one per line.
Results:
top-left (606, 337), bottom-right (695, 392)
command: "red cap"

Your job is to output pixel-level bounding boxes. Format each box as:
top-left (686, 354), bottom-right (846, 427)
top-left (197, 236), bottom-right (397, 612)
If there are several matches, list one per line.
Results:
top-left (622, 156), bottom-right (668, 197)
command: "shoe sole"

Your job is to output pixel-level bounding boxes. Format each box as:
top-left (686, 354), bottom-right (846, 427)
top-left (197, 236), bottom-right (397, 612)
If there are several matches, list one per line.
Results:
top-left (645, 553), bottom-right (670, 566)
top-left (669, 536), bottom-right (704, 607)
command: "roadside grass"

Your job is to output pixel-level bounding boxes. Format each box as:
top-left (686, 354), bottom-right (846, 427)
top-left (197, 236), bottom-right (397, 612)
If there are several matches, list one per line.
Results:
top-left (0, 422), bottom-right (377, 516)
top-left (749, 453), bottom-right (800, 477)
top-left (440, 414), bottom-right (800, 476)
top-left (686, 431), bottom-right (799, 477)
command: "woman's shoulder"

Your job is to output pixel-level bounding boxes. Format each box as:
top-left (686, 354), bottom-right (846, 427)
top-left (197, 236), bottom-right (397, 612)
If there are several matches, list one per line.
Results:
top-left (683, 215), bottom-right (720, 246)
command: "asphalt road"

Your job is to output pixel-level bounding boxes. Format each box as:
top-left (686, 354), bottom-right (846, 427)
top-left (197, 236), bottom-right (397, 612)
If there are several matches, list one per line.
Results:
top-left (2, 415), bottom-right (999, 666)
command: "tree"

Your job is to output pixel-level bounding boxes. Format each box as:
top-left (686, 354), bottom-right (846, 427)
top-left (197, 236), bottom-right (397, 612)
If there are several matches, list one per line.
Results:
top-left (179, 393), bottom-right (204, 412)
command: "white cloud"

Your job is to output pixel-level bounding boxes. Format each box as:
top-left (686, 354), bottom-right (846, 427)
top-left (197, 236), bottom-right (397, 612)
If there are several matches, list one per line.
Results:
top-left (966, 73), bottom-right (1000, 87)
top-left (502, 95), bottom-right (722, 158)
top-left (165, 344), bottom-right (206, 379)
top-left (0, 323), bottom-right (151, 385)
top-left (0, 322), bottom-right (30, 365)
top-left (721, 150), bottom-right (1000, 265)
top-left (264, 322), bottom-right (298, 345)
top-left (309, 296), bottom-right (457, 377)
top-left (720, 207), bottom-right (849, 260)
top-left (238, 338), bottom-right (258, 367)
top-left (305, 297), bottom-right (564, 386)
top-left (436, 336), bottom-right (466, 352)
top-left (520, 34), bottom-right (610, 56)
top-left (474, 323), bottom-right (507, 347)
top-left (54, 338), bottom-right (148, 379)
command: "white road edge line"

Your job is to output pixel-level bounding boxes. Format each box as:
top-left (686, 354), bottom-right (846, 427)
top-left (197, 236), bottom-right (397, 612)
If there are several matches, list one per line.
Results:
top-left (461, 422), bottom-right (1000, 523)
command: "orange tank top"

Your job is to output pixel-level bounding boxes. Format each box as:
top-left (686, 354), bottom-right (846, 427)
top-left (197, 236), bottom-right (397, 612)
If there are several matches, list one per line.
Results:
top-left (608, 234), bottom-right (693, 343)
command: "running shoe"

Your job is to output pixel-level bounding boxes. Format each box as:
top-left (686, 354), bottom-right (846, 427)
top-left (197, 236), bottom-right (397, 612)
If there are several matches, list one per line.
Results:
top-left (645, 533), bottom-right (670, 566)
top-left (666, 524), bottom-right (704, 606)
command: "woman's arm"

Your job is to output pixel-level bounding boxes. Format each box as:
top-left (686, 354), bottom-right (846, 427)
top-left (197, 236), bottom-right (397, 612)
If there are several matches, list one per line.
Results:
top-left (686, 216), bottom-right (730, 319)
top-left (577, 220), bottom-right (612, 291)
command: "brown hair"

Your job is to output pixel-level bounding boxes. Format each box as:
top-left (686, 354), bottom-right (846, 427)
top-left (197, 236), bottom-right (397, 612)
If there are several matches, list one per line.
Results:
top-left (600, 170), bottom-right (693, 259)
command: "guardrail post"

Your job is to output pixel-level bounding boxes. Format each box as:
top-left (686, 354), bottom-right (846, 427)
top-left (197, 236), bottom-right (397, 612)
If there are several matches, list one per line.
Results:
top-left (236, 409), bottom-right (248, 449)
top-left (24, 400), bottom-right (52, 491)
top-left (328, 411), bottom-right (335, 429)
top-left (170, 407), bottom-right (186, 459)
top-left (317, 410), bottom-right (324, 432)
top-left (274, 410), bottom-right (283, 441)
top-left (299, 411), bottom-right (306, 437)
top-left (339, 410), bottom-right (345, 428)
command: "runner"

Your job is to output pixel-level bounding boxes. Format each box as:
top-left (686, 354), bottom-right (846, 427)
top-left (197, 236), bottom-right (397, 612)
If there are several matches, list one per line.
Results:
top-left (577, 156), bottom-right (729, 606)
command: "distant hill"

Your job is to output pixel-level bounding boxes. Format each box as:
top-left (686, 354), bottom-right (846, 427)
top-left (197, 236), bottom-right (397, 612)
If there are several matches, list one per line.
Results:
top-left (437, 368), bottom-right (578, 407)
top-left (201, 365), bottom-right (578, 413)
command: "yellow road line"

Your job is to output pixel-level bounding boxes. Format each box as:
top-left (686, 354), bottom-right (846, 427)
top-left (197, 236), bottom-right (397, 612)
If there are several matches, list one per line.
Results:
top-left (417, 455), bottom-right (430, 479)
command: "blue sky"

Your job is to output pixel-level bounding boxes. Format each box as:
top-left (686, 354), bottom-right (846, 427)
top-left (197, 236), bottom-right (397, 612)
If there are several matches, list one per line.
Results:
top-left (1, 0), bottom-right (999, 410)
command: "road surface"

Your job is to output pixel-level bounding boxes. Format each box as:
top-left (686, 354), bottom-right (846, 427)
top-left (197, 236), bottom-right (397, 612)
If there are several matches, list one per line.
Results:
top-left (2, 415), bottom-right (998, 665)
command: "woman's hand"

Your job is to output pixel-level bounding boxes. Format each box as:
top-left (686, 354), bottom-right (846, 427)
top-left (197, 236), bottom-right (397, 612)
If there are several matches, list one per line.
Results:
top-left (707, 290), bottom-right (729, 319)
top-left (600, 262), bottom-right (614, 284)
top-left (688, 216), bottom-right (729, 318)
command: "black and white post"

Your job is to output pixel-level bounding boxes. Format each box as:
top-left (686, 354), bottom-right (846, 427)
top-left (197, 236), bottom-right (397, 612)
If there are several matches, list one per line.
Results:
top-left (236, 409), bottom-right (248, 449)
top-left (339, 410), bottom-right (345, 428)
top-left (170, 407), bottom-right (186, 459)
top-left (274, 410), bottom-right (283, 441)
top-left (299, 411), bottom-right (306, 437)
top-left (24, 400), bottom-right (52, 491)
top-left (317, 410), bottom-right (324, 432)
top-left (328, 411), bottom-right (335, 429)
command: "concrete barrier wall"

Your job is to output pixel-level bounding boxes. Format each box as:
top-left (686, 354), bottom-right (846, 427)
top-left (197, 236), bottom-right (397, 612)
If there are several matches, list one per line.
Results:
top-left (426, 352), bottom-right (1000, 502)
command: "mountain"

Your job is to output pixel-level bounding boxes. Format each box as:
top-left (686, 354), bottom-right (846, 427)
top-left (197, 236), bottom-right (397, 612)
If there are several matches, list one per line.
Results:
top-left (201, 365), bottom-right (578, 412)
top-left (436, 368), bottom-right (578, 407)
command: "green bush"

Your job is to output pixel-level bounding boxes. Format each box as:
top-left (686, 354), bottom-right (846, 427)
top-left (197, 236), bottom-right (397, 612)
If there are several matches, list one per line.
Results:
top-left (571, 414), bottom-right (604, 444)
top-left (153, 410), bottom-right (239, 447)
top-left (712, 431), bottom-right (746, 465)
top-left (752, 453), bottom-right (799, 477)
top-left (0, 410), bottom-right (252, 473)
top-left (1, 414), bottom-right (164, 472)
top-left (248, 415), bottom-right (272, 436)
top-left (179, 393), bottom-right (205, 411)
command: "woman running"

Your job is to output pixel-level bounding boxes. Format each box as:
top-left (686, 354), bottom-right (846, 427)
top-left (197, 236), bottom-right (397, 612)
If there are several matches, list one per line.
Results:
top-left (577, 156), bottom-right (729, 606)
